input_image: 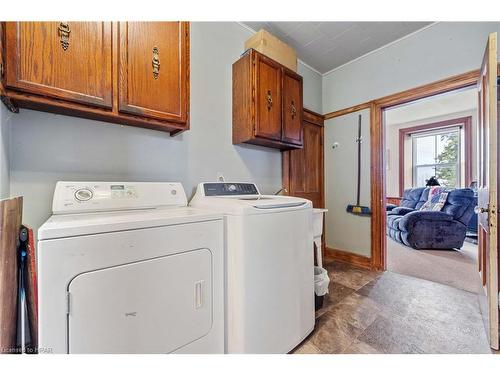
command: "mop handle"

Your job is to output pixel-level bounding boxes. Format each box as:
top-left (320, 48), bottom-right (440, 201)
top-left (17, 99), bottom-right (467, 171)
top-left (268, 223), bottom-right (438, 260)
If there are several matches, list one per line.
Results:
top-left (356, 114), bottom-right (362, 206)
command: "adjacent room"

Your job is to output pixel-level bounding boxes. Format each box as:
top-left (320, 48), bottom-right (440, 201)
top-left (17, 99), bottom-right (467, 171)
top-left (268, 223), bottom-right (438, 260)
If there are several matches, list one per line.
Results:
top-left (384, 88), bottom-right (482, 294)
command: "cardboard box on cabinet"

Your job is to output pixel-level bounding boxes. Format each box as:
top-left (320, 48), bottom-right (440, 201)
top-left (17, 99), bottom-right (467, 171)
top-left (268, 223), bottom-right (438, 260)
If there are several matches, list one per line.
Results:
top-left (245, 29), bottom-right (297, 72)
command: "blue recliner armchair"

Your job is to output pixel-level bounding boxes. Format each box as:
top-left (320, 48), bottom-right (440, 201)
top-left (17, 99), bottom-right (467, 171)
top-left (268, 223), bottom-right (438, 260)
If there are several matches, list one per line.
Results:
top-left (386, 187), bottom-right (475, 249)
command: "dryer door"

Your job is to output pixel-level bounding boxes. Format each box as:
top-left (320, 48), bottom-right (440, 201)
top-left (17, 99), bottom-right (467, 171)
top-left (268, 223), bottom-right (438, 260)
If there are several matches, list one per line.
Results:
top-left (67, 249), bottom-right (212, 353)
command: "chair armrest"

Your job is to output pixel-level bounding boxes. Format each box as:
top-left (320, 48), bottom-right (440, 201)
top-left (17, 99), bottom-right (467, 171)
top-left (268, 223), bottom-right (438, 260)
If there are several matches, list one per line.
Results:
top-left (386, 204), bottom-right (398, 211)
top-left (399, 210), bottom-right (454, 232)
top-left (390, 207), bottom-right (415, 216)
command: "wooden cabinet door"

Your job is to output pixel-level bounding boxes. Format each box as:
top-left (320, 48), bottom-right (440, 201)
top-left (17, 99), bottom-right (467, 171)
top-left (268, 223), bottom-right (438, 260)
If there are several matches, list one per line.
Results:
top-left (283, 110), bottom-right (324, 208)
top-left (282, 70), bottom-right (303, 145)
top-left (289, 122), bottom-right (323, 207)
top-left (4, 22), bottom-right (112, 108)
top-left (254, 53), bottom-right (282, 141)
top-left (118, 22), bottom-right (189, 123)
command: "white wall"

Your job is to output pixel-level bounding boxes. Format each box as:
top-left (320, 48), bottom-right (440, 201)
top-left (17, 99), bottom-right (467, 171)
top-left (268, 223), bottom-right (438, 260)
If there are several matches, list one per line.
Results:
top-left (323, 22), bottom-right (500, 113)
top-left (298, 63), bottom-right (322, 114)
top-left (7, 22), bottom-right (323, 233)
top-left (324, 109), bottom-right (371, 257)
top-left (0, 103), bottom-right (10, 199)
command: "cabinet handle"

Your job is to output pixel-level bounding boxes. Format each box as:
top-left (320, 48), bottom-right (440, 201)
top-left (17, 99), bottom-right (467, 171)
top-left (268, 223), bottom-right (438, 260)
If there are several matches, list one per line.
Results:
top-left (58, 22), bottom-right (71, 51)
top-left (291, 100), bottom-right (297, 119)
top-left (152, 46), bottom-right (160, 80)
top-left (267, 90), bottom-right (273, 110)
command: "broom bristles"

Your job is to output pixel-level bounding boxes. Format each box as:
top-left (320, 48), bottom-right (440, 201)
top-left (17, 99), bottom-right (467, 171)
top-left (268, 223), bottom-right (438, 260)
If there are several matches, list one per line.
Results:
top-left (346, 204), bottom-right (372, 216)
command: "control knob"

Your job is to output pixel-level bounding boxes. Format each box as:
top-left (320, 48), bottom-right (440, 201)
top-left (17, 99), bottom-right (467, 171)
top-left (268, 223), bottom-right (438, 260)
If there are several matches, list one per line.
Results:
top-left (74, 188), bottom-right (93, 202)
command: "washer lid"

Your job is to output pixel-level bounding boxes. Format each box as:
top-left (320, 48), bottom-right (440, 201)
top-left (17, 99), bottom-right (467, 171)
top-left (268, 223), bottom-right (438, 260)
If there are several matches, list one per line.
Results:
top-left (190, 194), bottom-right (312, 215)
top-left (38, 207), bottom-right (222, 240)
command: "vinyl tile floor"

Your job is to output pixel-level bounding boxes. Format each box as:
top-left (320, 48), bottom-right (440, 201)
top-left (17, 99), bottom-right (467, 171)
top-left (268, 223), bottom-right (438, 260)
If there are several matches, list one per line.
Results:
top-left (293, 261), bottom-right (492, 354)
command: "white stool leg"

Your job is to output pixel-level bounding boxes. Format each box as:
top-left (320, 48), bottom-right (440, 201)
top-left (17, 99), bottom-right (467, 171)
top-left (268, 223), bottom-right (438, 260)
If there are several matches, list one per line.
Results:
top-left (314, 237), bottom-right (322, 268)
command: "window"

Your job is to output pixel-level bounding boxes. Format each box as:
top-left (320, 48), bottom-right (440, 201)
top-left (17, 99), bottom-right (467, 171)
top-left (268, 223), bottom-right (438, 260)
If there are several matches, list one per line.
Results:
top-left (411, 127), bottom-right (461, 188)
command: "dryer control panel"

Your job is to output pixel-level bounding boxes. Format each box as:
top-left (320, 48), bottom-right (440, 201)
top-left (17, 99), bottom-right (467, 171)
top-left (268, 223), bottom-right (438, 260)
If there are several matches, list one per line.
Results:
top-left (52, 182), bottom-right (187, 214)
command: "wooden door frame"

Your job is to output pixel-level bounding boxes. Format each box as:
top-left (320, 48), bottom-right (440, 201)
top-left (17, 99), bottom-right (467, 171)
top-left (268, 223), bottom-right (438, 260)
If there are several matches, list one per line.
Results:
top-left (371, 70), bottom-right (480, 270)
top-left (324, 67), bottom-right (500, 271)
top-left (477, 32), bottom-right (499, 350)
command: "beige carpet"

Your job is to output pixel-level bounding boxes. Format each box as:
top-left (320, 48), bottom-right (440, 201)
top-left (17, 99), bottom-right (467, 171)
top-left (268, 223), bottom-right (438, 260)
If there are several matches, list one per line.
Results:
top-left (387, 238), bottom-right (484, 295)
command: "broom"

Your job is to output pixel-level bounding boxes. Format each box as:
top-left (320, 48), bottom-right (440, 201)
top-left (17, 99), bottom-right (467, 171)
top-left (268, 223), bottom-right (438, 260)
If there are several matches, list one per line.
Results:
top-left (346, 114), bottom-right (372, 216)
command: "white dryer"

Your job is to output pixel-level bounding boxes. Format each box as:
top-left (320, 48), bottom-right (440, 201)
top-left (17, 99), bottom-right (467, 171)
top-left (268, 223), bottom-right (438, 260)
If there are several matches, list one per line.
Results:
top-left (37, 182), bottom-right (224, 354)
top-left (190, 182), bottom-right (314, 353)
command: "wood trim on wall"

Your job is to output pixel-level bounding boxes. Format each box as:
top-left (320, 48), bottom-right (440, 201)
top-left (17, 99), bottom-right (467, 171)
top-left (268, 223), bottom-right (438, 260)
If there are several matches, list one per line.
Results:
top-left (303, 108), bottom-right (325, 126)
top-left (397, 116), bottom-right (473, 196)
top-left (324, 70), bottom-right (480, 122)
top-left (375, 70), bottom-right (480, 108)
top-left (324, 102), bottom-right (371, 120)
top-left (324, 247), bottom-right (372, 270)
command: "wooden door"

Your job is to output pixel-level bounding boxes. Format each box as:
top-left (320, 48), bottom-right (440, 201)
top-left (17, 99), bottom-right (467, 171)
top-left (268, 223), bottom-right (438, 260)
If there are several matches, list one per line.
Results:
top-left (4, 22), bottom-right (112, 108)
top-left (477, 32), bottom-right (499, 350)
top-left (254, 53), bottom-right (282, 141)
top-left (282, 69), bottom-right (303, 145)
top-left (283, 109), bottom-right (324, 208)
top-left (118, 22), bottom-right (189, 123)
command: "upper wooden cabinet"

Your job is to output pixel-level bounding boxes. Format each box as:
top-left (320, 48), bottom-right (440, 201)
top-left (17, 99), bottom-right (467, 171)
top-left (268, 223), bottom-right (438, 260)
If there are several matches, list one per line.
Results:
top-left (118, 22), bottom-right (189, 123)
top-left (0, 22), bottom-right (190, 134)
top-left (4, 22), bottom-right (113, 109)
top-left (232, 49), bottom-right (303, 150)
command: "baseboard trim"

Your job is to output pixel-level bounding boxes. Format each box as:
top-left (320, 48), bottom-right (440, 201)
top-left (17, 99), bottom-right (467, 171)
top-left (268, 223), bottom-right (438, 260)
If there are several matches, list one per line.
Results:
top-left (325, 247), bottom-right (373, 270)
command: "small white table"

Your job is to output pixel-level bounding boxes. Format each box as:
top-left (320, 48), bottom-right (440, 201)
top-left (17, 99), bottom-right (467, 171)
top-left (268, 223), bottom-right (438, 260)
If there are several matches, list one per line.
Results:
top-left (313, 208), bottom-right (328, 268)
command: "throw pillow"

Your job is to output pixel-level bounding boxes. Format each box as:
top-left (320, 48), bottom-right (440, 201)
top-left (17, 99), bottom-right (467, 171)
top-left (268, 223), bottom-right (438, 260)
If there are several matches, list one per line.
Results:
top-left (430, 191), bottom-right (450, 211)
top-left (419, 187), bottom-right (442, 211)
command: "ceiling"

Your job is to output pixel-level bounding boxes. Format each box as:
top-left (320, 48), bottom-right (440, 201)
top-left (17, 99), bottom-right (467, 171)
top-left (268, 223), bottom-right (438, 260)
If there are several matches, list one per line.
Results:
top-left (385, 87), bottom-right (477, 126)
top-left (242, 22), bottom-right (432, 74)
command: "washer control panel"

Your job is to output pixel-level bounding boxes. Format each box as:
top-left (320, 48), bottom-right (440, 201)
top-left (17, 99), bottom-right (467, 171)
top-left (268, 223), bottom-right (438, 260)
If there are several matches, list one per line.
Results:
top-left (52, 182), bottom-right (187, 214)
top-left (203, 183), bottom-right (259, 196)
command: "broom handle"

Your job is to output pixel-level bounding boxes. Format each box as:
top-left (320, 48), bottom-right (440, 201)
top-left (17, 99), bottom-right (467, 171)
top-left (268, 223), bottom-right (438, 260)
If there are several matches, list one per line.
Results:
top-left (356, 115), bottom-right (362, 206)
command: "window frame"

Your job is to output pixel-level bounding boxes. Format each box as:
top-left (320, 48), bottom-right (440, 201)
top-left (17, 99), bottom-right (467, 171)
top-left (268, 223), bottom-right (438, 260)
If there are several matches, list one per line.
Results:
top-left (397, 116), bottom-right (472, 196)
top-left (411, 126), bottom-right (461, 188)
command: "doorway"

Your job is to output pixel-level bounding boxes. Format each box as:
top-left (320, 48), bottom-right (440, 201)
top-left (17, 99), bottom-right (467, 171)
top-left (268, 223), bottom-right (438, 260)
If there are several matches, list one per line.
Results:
top-left (369, 34), bottom-right (499, 350)
top-left (382, 87), bottom-right (482, 294)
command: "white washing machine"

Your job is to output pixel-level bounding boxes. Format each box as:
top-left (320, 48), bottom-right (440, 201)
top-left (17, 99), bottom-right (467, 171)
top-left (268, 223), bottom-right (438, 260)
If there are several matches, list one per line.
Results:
top-left (37, 182), bottom-right (224, 354)
top-left (190, 182), bottom-right (314, 353)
